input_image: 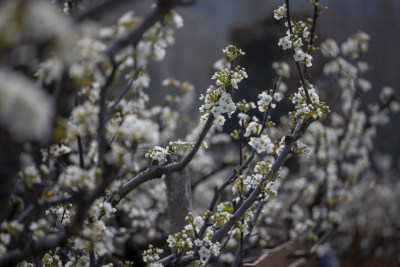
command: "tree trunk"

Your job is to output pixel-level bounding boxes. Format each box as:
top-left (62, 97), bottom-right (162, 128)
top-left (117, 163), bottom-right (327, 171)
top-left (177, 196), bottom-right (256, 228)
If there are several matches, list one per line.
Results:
top-left (165, 168), bottom-right (192, 234)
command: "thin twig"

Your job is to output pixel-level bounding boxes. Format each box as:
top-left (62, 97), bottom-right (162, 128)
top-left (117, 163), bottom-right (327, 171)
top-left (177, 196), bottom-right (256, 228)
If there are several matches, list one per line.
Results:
top-left (107, 68), bottom-right (142, 117)
top-left (285, 0), bottom-right (313, 105)
top-left (233, 123), bottom-right (246, 267)
top-left (302, 0), bottom-right (319, 78)
top-left (97, 60), bottom-right (118, 171)
top-left (76, 135), bottom-right (84, 169)
top-left (191, 162), bottom-right (230, 190)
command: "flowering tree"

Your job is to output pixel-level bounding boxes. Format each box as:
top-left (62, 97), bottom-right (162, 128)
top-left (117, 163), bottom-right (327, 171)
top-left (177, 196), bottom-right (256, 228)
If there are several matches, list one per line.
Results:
top-left (0, 0), bottom-right (398, 266)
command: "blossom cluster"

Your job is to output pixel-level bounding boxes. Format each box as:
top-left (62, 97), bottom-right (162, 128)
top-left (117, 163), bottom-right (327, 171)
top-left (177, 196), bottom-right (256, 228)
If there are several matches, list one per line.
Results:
top-left (291, 85), bottom-right (329, 120)
top-left (257, 90), bottom-right (283, 112)
top-left (110, 114), bottom-right (160, 145)
top-left (273, 4), bottom-right (287, 20)
top-left (232, 161), bottom-right (277, 202)
top-left (222, 45), bottom-right (246, 62)
top-left (143, 245), bottom-right (163, 265)
top-left (46, 204), bottom-right (73, 227)
top-left (69, 101), bottom-right (100, 136)
top-left (165, 214), bottom-right (221, 263)
top-left (211, 65), bottom-right (248, 90)
top-left (168, 140), bottom-right (208, 155)
top-left (29, 219), bottom-right (50, 240)
top-left (249, 134), bottom-right (274, 154)
top-left (199, 45), bottom-right (248, 126)
top-left (274, 4), bottom-right (313, 66)
top-left (235, 100), bottom-right (256, 129)
top-left (145, 146), bottom-right (169, 164)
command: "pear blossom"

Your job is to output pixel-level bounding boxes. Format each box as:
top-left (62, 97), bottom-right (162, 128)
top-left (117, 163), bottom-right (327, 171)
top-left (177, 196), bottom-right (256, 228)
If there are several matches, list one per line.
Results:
top-left (249, 134), bottom-right (274, 154)
top-left (294, 49), bottom-right (306, 62)
top-left (257, 91), bottom-right (274, 112)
